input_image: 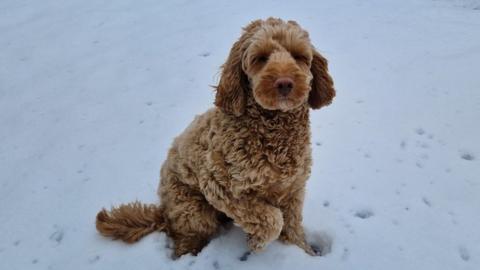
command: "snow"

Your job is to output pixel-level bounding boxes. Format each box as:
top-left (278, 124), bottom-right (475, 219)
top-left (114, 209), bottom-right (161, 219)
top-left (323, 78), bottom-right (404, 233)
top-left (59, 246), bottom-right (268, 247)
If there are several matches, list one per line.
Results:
top-left (1, 0), bottom-right (479, 269)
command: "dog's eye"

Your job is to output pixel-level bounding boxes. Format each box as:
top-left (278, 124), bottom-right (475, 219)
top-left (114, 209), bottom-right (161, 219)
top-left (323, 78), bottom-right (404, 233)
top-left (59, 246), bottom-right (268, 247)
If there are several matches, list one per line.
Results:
top-left (293, 54), bottom-right (308, 63)
top-left (255, 55), bottom-right (269, 64)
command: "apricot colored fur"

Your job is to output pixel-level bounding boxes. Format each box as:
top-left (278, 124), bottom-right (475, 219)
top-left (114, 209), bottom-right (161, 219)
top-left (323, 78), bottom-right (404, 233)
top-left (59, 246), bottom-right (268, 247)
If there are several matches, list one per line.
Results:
top-left (96, 17), bottom-right (335, 258)
top-left (96, 202), bottom-right (166, 243)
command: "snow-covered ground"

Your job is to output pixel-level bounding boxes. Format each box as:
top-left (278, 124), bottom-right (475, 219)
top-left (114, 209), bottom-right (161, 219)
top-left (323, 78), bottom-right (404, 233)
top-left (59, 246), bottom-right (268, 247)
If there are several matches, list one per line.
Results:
top-left (1, 0), bottom-right (479, 269)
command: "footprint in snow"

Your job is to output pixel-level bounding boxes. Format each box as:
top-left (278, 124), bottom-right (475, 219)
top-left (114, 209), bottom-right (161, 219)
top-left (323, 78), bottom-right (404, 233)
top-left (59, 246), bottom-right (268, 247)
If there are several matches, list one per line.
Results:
top-left (88, 255), bottom-right (100, 264)
top-left (307, 231), bottom-right (333, 256)
top-left (341, 247), bottom-right (349, 261)
top-left (354, 209), bottom-right (374, 219)
top-left (323, 200), bottom-right (330, 207)
top-left (49, 228), bottom-right (64, 244)
top-left (415, 128), bottom-right (425, 135)
top-left (422, 197), bottom-right (432, 207)
top-left (239, 251), bottom-right (251, 261)
top-left (460, 152), bottom-right (475, 161)
top-left (415, 141), bottom-right (429, 149)
top-left (458, 246), bottom-right (470, 261)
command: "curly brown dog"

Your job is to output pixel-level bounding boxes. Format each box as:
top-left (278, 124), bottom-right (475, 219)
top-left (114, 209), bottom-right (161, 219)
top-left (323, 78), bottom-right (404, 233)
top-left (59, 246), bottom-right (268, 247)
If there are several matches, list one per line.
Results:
top-left (96, 17), bottom-right (335, 258)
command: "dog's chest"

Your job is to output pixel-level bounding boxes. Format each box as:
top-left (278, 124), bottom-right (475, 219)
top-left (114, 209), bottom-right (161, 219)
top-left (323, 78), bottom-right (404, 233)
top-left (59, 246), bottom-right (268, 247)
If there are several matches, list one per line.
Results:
top-left (216, 107), bottom-right (312, 199)
top-left (227, 136), bottom-right (311, 200)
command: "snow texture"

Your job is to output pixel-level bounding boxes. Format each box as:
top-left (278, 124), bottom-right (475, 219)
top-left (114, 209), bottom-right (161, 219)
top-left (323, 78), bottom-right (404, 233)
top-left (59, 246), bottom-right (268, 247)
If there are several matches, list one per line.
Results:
top-left (1, 0), bottom-right (479, 269)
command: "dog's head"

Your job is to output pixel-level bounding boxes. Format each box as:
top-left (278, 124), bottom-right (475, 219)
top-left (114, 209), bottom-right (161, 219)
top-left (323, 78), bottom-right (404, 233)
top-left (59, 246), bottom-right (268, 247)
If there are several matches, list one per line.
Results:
top-left (215, 18), bottom-right (335, 116)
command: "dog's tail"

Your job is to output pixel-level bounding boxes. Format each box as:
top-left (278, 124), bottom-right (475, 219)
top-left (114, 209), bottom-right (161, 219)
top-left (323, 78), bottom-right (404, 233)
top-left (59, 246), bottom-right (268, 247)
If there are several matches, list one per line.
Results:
top-left (96, 201), bottom-right (167, 243)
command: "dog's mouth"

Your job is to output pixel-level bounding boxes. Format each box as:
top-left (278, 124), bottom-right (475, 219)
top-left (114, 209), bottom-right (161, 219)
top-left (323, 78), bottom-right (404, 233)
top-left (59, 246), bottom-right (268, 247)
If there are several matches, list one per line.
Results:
top-left (277, 94), bottom-right (308, 111)
top-left (253, 89), bottom-right (307, 111)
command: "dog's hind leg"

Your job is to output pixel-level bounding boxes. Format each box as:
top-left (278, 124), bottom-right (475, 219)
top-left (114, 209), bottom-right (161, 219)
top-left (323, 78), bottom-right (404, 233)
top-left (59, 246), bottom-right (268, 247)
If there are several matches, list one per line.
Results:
top-left (161, 180), bottom-right (223, 258)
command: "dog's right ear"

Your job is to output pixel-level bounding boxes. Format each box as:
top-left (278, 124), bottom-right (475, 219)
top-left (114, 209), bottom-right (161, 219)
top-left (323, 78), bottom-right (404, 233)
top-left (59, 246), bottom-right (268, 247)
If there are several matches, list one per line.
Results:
top-left (215, 20), bottom-right (262, 116)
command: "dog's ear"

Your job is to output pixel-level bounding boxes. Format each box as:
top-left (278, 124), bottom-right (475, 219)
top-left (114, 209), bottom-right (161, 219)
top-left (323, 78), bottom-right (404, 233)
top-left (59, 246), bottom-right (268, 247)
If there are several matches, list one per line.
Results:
top-left (215, 20), bottom-right (262, 116)
top-left (214, 40), bottom-right (248, 116)
top-left (308, 49), bottom-right (335, 109)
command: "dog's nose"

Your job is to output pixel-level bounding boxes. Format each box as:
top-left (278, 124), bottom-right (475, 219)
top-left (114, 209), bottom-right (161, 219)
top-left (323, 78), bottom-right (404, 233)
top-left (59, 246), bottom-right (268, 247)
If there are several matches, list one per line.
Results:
top-left (274, 77), bottom-right (294, 96)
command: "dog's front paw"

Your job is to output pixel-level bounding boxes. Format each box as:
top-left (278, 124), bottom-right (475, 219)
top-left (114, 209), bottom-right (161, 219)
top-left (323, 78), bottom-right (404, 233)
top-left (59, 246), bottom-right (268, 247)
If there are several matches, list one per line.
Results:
top-left (279, 230), bottom-right (322, 256)
top-left (246, 234), bottom-right (267, 253)
top-left (244, 207), bottom-right (283, 253)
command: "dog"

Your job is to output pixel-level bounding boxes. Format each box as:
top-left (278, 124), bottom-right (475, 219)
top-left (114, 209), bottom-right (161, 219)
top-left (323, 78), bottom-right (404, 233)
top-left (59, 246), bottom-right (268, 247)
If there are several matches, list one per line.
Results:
top-left (96, 17), bottom-right (335, 258)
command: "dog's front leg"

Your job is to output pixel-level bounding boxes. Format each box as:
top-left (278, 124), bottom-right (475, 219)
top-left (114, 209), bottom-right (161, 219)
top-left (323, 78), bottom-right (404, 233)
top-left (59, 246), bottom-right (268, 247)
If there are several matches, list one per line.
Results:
top-left (278, 187), bottom-right (318, 256)
top-left (200, 181), bottom-right (283, 253)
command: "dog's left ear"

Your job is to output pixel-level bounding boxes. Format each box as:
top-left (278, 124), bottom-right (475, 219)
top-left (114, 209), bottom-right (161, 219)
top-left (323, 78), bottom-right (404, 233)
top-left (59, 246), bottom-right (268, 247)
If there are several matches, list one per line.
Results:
top-left (308, 49), bottom-right (335, 109)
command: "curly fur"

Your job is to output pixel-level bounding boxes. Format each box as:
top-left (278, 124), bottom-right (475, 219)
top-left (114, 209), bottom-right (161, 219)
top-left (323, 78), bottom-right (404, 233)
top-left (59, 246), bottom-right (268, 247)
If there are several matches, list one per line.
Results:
top-left (96, 202), bottom-right (166, 243)
top-left (96, 17), bottom-right (335, 258)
